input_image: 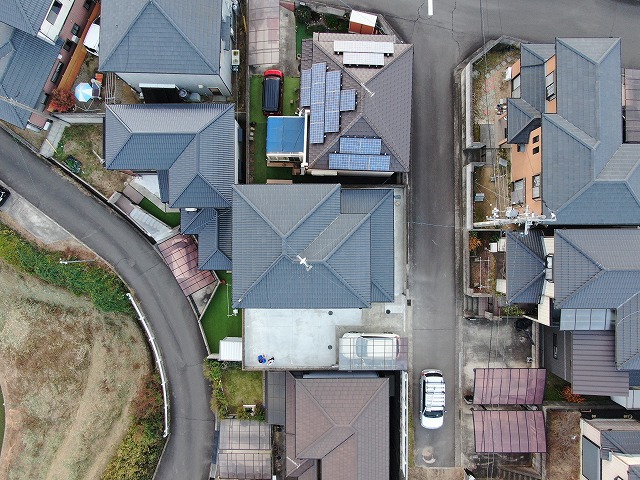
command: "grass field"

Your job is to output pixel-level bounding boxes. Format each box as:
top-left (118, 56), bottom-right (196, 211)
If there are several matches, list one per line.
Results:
top-left (138, 197), bottom-right (181, 228)
top-left (296, 22), bottom-right (312, 56)
top-left (249, 76), bottom-right (297, 184)
top-left (222, 366), bottom-right (263, 411)
top-left (200, 271), bottom-right (242, 353)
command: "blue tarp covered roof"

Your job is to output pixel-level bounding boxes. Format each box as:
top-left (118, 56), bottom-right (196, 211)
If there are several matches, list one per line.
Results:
top-left (266, 116), bottom-right (305, 154)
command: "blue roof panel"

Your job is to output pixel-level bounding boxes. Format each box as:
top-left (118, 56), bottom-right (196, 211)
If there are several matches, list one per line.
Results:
top-left (266, 116), bottom-right (305, 154)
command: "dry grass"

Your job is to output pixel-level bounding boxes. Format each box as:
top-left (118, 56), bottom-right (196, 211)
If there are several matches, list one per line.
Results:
top-left (546, 410), bottom-right (581, 480)
top-left (0, 260), bottom-right (151, 479)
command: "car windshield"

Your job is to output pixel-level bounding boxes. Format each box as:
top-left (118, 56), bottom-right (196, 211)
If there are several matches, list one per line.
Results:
top-left (423, 409), bottom-right (444, 418)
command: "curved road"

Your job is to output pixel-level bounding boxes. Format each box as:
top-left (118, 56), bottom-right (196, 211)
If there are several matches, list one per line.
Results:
top-left (0, 128), bottom-right (214, 480)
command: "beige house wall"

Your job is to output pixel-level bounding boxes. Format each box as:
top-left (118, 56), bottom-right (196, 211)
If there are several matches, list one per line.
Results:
top-left (510, 127), bottom-right (543, 215)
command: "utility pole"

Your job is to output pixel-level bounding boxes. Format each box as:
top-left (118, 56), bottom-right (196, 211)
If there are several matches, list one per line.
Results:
top-left (0, 95), bottom-right (57, 122)
top-left (473, 205), bottom-right (556, 234)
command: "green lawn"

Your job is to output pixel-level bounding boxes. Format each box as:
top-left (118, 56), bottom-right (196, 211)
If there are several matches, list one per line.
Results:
top-left (200, 271), bottom-right (242, 353)
top-left (296, 22), bottom-right (312, 56)
top-left (138, 197), bottom-right (181, 228)
top-left (545, 372), bottom-right (570, 401)
top-left (249, 75), bottom-right (297, 184)
top-left (222, 365), bottom-right (263, 411)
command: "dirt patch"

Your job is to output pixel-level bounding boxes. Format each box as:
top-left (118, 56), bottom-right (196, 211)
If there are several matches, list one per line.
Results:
top-left (0, 121), bottom-right (47, 152)
top-left (57, 124), bottom-right (131, 197)
top-left (546, 410), bottom-right (581, 480)
top-left (0, 260), bottom-right (151, 479)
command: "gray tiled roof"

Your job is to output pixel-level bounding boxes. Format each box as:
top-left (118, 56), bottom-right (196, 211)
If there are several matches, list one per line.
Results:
top-left (232, 185), bottom-right (394, 309)
top-left (266, 371), bottom-right (286, 426)
top-left (302, 34), bottom-right (413, 172)
top-left (105, 103), bottom-right (235, 208)
top-left (616, 292), bottom-right (640, 370)
top-left (100, 0), bottom-right (227, 74)
top-left (554, 229), bottom-right (640, 310)
top-left (506, 98), bottom-right (541, 144)
top-left (505, 231), bottom-right (545, 304)
top-left (602, 430), bottom-right (640, 454)
top-left (572, 331), bottom-right (629, 396)
top-left (511, 38), bottom-right (640, 225)
top-left (0, 28), bottom-right (60, 128)
top-left (630, 465), bottom-right (640, 480)
top-left (180, 208), bottom-right (232, 270)
top-left (0, 0), bottom-right (50, 36)
top-left (157, 170), bottom-right (169, 203)
top-left (287, 376), bottom-right (389, 480)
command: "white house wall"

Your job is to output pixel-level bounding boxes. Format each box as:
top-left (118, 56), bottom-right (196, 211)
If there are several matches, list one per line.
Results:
top-left (117, 72), bottom-right (231, 97)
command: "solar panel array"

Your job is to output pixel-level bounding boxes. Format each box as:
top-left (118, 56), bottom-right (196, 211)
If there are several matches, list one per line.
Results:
top-left (339, 137), bottom-right (382, 154)
top-left (309, 63), bottom-right (326, 144)
top-left (340, 89), bottom-right (356, 111)
top-left (329, 153), bottom-right (390, 171)
top-left (300, 69), bottom-right (311, 107)
top-left (324, 71), bottom-right (341, 133)
top-left (333, 40), bottom-right (394, 54)
top-left (343, 52), bottom-right (385, 67)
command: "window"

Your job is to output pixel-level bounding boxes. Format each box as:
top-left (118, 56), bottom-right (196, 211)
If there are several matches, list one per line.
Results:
top-left (46, 0), bottom-right (62, 24)
top-left (511, 178), bottom-right (525, 205)
top-left (512, 74), bottom-right (521, 98)
top-left (533, 146), bottom-right (540, 155)
top-left (532, 135), bottom-right (539, 143)
top-left (83, 0), bottom-right (93, 9)
top-left (71, 23), bottom-right (81, 36)
top-left (552, 333), bottom-right (558, 359)
top-left (517, 144), bottom-right (525, 153)
top-left (62, 39), bottom-right (73, 51)
top-left (50, 61), bottom-right (64, 84)
top-left (545, 71), bottom-right (555, 100)
top-left (532, 174), bottom-right (541, 199)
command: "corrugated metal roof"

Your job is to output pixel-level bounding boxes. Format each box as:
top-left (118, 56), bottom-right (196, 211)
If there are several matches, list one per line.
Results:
top-left (519, 45), bottom-right (549, 113)
top-left (0, 29), bottom-right (61, 128)
top-left (473, 368), bottom-right (546, 405)
top-left (0, 0), bottom-right (50, 36)
top-left (288, 377), bottom-right (389, 480)
top-left (302, 34), bottom-right (412, 173)
top-left (100, 0), bottom-right (224, 74)
top-left (473, 410), bottom-right (546, 453)
top-left (572, 331), bottom-right (629, 396)
top-left (266, 116), bottom-right (305, 153)
top-left (157, 170), bottom-right (170, 203)
top-left (505, 231), bottom-right (545, 304)
top-left (232, 185), bottom-right (394, 309)
top-left (506, 98), bottom-right (541, 144)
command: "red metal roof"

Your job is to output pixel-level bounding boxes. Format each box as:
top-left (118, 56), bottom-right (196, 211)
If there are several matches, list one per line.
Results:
top-left (473, 410), bottom-right (546, 453)
top-left (157, 235), bottom-right (215, 296)
top-left (473, 368), bottom-right (546, 405)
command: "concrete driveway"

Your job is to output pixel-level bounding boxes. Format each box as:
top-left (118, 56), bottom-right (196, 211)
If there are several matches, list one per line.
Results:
top-left (0, 129), bottom-right (215, 480)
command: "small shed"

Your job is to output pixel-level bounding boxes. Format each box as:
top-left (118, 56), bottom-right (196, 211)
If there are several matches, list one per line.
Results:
top-left (219, 337), bottom-right (243, 361)
top-left (349, 10), bottom-right (377, 34)
top-left (266, 116), bottom-right (306, 162)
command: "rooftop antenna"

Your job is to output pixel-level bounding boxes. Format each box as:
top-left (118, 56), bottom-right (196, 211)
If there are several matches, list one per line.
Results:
top-left (473, 205), bottom-right (556, 235)
top-left (296, 255), bottom-right (313, 271)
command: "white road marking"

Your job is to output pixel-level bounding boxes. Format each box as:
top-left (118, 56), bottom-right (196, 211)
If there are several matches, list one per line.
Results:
top-left (428, 0), bottom-right (434, 17)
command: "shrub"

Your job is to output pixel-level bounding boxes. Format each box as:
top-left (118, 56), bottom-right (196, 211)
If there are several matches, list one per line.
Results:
top-left (561, 386), bottom-right (585, 403)
top-left (203, 359), bottom-right (229, 416)
top-left (294, 5), bottom-right (313, 25)
top-left (325, 14), bottom-right (349, 32)
top-left (501, 304), bottom-right (524, 317)
top-left (469, 235), bottom-right (483, 253)
top-left (50, 89), bottom-right (76, 112)
top-left (308, 24), bottom-right (327, 33)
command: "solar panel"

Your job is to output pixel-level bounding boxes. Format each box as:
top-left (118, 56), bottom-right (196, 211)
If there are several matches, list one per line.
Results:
top-left (329, 153), bottom-right (390, 171)
top-left (300, 69), bottom-right (311, 107)
top-left (343, 52), bottom-right (385, 67)
top-left (324, 71), bottom-right (341, 133)
top-left (333, 40), bottom-right (394, 54)
top-left (340, 90), bottom-right (356, 111)
top-left (309, 63), bottom-right (326, 144)
top-left (339, 137), bottom-right (382, 154)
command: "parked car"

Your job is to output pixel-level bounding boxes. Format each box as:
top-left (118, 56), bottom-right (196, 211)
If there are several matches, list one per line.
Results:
top-left (0, 185), bottom-right (10, 206)
top-left (340, 332), bottom-right (400, 362)
top-left (262, 69), bottom-right (284, 116)
top-left (83, 16), bottom-right (100, 56)
top-left (420, 369), bottom-right (445, 429)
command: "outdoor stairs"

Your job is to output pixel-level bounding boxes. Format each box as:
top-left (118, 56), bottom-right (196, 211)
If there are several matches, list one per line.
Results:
top-left (496, 466), bottom-right (542, 480)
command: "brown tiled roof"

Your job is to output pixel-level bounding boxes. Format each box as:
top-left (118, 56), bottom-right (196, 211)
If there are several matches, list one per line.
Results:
top-left (286, 377), bottom-right (389, 480)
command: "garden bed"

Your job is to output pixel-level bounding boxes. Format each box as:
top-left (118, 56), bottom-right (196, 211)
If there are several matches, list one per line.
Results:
top-left (204, 360), bottom-right (264, 419)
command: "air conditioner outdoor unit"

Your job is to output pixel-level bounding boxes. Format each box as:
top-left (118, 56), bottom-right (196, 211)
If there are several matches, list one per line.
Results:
top-left (231, 50), bottom-right (240, 66)
top-left (71, 35), bottom-right (79, 44)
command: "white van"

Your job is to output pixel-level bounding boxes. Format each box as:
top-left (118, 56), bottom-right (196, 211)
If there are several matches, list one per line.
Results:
top-left (83, 16), bottom-right (100, 56)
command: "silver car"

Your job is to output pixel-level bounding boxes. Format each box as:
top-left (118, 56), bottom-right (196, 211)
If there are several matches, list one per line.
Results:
top-left (420, 369), bottom-right (445, 429)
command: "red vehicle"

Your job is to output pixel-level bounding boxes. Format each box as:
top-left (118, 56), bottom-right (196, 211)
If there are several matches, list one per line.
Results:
top-left (262, 69), bottom-right (284, 116)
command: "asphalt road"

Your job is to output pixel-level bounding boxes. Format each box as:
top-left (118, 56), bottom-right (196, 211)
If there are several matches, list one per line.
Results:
top-left (348, 0), bottom-right (640, 468)
top-left (0, 128), bottom-right (215, 480)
